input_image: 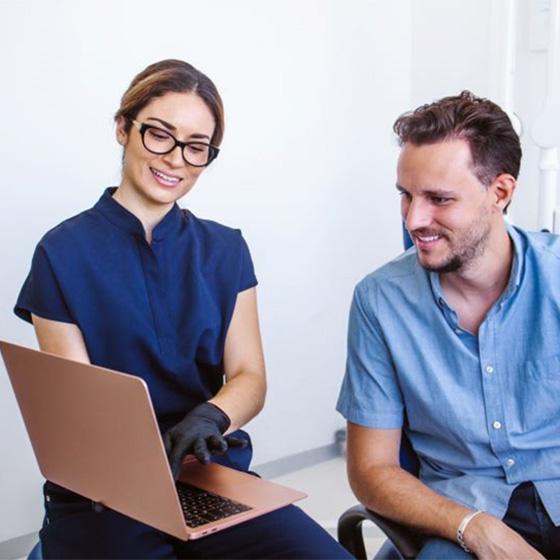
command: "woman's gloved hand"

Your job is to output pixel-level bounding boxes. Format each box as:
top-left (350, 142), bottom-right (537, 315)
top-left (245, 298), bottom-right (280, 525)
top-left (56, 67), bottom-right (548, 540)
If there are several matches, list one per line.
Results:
top-left (163, 402), bottom-right (247, 479)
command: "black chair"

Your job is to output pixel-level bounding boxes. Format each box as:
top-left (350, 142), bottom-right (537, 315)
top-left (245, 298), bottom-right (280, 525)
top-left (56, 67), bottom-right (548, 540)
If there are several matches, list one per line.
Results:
top-left (337, 433), bottom-right (422, 560)
top-left (337, 506), bottom-right (421, 560)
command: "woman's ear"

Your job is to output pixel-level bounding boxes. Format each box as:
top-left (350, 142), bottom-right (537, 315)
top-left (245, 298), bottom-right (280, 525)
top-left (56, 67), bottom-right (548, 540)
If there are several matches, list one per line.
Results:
top-left (490, 173), bottom-right (516, 214)
top-left (115, 117), bottom-right (128, 146)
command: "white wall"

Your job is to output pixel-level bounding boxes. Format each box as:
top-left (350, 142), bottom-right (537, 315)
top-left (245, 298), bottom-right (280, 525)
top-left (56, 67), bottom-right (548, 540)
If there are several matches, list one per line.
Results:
top-left (410, 0), bottom-right (492, 105)
top-left (0, 0), bottom-right (411, 540)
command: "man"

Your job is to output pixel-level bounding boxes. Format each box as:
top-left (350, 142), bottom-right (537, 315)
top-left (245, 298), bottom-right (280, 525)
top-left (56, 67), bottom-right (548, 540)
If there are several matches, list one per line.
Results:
top-left (337, 91), bottom-right (560, 559)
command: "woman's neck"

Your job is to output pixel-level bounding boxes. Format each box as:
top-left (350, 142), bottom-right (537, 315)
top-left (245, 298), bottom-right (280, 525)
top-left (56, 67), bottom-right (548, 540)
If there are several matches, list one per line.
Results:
top-left (112, 186), bottom-right (173, 243)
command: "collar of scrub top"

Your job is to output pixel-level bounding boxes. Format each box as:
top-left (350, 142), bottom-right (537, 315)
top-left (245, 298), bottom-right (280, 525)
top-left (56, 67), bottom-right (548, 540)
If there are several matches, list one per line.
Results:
top-left (428, 223), bottom-right (523, 312)
top-left (96, 187), bottom-right (186, 241)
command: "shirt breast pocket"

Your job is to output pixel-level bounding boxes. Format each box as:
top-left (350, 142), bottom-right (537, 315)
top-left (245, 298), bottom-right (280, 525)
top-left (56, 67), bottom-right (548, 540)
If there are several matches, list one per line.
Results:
top-left (516, 355), bottom-right (560, 433)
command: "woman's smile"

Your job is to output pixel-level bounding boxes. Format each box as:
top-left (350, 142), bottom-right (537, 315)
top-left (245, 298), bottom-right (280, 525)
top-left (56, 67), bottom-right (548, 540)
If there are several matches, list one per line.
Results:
top-left (150, 166), bottom-right (183, 188)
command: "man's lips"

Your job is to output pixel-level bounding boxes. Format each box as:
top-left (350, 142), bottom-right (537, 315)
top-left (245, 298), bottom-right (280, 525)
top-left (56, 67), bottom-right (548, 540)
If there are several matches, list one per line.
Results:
top-left (150, 167), bottom-right (182, 187)
top-left (412, 232), bottom-right (445, 249)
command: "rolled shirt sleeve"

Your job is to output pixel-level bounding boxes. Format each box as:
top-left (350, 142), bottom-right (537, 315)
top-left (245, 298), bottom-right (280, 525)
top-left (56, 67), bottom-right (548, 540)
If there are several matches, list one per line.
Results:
top-left (336, 278), bottom-right (404, 429)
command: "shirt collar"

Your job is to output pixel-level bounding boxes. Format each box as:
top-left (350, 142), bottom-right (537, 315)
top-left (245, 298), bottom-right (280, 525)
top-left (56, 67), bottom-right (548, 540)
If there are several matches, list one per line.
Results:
top-left (502, 223), bottom-right (524, 300)
top-left (94, 187), bottom-right (185, 240)
top-left (428, 222), bottom-right (524, 308)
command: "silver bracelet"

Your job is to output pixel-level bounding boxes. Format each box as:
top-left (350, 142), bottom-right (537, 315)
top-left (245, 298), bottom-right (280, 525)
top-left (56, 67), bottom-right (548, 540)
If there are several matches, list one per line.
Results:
top-left (456, 509), bottom-right (483, 553)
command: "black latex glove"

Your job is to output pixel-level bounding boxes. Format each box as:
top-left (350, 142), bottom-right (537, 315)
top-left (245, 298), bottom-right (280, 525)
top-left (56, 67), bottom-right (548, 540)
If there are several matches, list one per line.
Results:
top-left (163, 402), bottom-right (247, 479)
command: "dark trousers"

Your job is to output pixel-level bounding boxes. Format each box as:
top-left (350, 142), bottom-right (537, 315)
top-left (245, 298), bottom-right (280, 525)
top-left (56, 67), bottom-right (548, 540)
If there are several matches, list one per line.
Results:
top-left (418, 482), bottom-right (560, 559)
top-left (40, 481), bottom-right (352, 559)
top-left (502, 481), bottom-right (560, 559)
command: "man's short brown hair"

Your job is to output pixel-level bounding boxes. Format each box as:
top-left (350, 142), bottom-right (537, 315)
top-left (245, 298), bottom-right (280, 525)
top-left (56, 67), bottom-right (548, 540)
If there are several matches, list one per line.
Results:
top-left (393, 91), bottom-right (521, 186)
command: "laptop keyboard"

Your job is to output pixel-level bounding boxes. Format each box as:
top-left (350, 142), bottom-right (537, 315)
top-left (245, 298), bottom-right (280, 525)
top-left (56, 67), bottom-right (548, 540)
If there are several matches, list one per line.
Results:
top-left (176, 481), bottom-right (253, 528)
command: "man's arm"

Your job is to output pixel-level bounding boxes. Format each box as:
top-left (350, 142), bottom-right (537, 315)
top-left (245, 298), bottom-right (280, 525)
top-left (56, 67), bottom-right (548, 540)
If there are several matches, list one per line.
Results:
top-left (347, 422), bottom-right (543, 559)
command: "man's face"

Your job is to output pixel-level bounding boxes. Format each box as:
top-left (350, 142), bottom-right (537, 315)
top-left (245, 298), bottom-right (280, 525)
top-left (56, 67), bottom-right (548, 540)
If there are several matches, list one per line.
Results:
top-left (397, 139), bottom-right (496, 274)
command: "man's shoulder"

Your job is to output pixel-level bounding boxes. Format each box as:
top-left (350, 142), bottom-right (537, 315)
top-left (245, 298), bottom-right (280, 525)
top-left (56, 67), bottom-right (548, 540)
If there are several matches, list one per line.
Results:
top-left (517, 227), bottom-right (560, 260)
top-left (511, 226), bottom-right (560, 278)
top-left (357, 247), bottom-right (422, 294)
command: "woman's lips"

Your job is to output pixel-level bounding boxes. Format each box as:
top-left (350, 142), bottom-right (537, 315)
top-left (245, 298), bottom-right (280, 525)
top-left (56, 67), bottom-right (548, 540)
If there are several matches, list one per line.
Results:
top-left (150, 167), bottom-right (182, 187)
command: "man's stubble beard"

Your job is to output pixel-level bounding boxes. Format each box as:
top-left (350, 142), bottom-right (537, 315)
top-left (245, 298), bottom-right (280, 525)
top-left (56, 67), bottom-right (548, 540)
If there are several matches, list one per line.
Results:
top-left (419, 208), bottom-right (492, 274)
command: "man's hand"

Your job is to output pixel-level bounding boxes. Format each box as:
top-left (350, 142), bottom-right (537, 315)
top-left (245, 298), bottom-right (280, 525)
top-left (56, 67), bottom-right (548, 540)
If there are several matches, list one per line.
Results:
top-left (464, 513), bottom-right (545, 560)
top-left (163, 402), bottom-right (247, 479)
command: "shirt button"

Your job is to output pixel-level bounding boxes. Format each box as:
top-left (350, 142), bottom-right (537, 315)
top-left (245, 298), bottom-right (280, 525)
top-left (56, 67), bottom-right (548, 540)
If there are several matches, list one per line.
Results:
top-left (493, 421), bottom-right (502, 429)
top-left (455, 328), bottom-right (462, 334)
top-left (506, 458), bottom-right (515, 467)
top-left (45, 494), bottom-right (51, 502)
top-left (486, 366), bottom-right (494, 374)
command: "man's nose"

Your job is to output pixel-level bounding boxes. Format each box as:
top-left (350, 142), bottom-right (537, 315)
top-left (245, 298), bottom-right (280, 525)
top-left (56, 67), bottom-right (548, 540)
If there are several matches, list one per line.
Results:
top-left (403, 198), bottom-right (432, 233)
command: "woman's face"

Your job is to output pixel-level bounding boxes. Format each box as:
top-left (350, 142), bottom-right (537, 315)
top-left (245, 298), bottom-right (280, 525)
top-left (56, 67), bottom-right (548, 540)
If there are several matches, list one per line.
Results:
top-left (116, 91), bottom-right (216, 208)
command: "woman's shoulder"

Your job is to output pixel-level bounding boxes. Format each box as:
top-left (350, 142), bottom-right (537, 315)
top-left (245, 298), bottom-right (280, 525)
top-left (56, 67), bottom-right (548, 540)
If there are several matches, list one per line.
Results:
top-left (185, 210), bottom-right (245, 245)
top-left (37, 207), bottom-right (99, 254)
top-left (185, 211), bottom-right (256, 287)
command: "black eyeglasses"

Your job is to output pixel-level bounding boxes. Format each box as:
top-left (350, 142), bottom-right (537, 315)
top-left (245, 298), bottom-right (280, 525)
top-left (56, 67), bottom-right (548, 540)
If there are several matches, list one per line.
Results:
top-left (131, 120), bottom-right (220, 167)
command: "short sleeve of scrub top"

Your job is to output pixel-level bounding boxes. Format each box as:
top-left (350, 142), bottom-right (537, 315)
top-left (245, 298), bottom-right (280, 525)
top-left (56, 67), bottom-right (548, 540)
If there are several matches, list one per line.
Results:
top-left (14, 244), bottom-right (75, 324)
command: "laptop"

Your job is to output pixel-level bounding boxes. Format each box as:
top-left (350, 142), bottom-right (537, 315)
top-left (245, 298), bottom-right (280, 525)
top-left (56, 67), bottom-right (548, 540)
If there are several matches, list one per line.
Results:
top-left (0, 340), bottom-right (306, 541)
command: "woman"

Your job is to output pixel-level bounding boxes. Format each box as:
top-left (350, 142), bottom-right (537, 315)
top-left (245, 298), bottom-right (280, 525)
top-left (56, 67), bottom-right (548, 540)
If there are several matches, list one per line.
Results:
top-left (14, 59), bottom-right (351, 559)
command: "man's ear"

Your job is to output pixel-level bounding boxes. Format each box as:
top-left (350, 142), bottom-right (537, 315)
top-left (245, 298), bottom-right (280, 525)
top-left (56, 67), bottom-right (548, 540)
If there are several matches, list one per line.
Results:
top-left (115, 117), bottom-right (128, 146)
top-left (490, 173), bottom-right (516, 214)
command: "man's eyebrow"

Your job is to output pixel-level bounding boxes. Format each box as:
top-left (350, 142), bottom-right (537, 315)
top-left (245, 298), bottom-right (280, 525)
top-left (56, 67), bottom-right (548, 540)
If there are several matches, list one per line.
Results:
top-left (396, 184), bottom-right (455, 197)
top-left (424, 189), bottom-right (455, 197)
top-left (145, 117), bottom-right (211, 141)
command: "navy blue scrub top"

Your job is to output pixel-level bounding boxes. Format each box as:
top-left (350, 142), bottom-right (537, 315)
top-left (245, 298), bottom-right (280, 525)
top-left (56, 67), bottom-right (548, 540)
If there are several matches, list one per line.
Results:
top-left (15, 187), bottom-right (258, 433)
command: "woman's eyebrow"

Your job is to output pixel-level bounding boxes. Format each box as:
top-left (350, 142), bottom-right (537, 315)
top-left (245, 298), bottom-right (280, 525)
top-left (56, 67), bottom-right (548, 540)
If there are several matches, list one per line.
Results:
top-left (145, 117), bottom-right (176, 130)
top-left (145, 117), bottom-right (210, 141)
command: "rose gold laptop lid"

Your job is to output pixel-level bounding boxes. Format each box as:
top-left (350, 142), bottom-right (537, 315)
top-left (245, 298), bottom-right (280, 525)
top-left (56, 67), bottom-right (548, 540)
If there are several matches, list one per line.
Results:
top-left (0, 341), bottom-right (306, 541)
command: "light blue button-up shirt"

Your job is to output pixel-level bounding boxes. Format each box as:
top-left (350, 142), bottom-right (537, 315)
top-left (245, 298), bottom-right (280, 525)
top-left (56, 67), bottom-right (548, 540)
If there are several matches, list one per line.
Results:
top-left (337, 225), bottom-right (560, 523)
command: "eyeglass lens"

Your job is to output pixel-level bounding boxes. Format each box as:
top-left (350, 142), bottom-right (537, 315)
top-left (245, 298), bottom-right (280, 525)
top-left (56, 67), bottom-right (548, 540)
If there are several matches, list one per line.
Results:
top-left (143, 126), bottom-right (213, 166)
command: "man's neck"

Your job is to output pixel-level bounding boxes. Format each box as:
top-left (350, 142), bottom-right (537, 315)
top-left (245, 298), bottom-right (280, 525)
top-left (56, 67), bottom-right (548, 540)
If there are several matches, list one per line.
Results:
top-left (439, 224), bottom-right (513, 334)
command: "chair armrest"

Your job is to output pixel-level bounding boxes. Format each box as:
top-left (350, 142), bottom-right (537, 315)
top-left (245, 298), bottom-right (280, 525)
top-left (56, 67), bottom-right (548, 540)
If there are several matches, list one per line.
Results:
top-left (337, 504), bottom-right (422, 560)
